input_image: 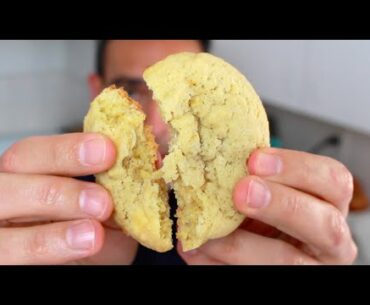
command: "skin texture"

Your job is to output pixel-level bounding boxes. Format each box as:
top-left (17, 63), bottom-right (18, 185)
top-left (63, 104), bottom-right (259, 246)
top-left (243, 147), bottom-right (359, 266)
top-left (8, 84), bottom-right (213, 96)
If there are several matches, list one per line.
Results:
top-left (0, 40), bottom-right (357, 264)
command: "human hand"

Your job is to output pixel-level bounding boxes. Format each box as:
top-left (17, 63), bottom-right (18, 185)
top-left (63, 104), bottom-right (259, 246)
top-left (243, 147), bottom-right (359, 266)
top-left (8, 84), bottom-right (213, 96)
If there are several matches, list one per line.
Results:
top-left (0, 133), bottom-right (137, 265)
top-left (178, 148), bottom-right (357, 265)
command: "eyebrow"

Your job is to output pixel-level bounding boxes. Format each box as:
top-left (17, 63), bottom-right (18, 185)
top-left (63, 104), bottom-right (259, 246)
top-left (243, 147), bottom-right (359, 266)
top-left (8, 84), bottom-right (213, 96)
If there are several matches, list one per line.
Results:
top-left (106, 75), bottom-right (145, 86)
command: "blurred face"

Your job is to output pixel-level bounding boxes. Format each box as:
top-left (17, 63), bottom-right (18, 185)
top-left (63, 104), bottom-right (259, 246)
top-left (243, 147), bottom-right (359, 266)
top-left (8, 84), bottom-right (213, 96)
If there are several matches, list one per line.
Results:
top-left (98, 40), bottom-right (202, 156)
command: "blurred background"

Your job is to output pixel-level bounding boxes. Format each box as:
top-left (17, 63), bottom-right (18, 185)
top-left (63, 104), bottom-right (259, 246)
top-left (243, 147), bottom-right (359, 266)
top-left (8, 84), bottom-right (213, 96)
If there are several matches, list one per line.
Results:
top-left (0, 40), bottom-right (369, 263)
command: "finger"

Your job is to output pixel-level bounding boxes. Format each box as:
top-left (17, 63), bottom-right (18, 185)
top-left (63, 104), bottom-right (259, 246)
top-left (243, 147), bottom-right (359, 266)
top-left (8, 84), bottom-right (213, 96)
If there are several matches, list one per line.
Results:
top-left (248, 148), bottom-right (353, 215)
top-left (234, 176), bottom-right (358, 264)
top-left (77, 226), bottom-right (138, 265)
top-left (0, 133), bottom-right (116, 176)
top-left (0, 219), bottom-right (104, 265)
top-left (197, 229), bottom-right (319, 265)
top-left (176, 243), bottom-right (224, 265)
top-left (239, 219), bottom-right (281, 238)
top-left (0, 173), bottom-right (113, 222)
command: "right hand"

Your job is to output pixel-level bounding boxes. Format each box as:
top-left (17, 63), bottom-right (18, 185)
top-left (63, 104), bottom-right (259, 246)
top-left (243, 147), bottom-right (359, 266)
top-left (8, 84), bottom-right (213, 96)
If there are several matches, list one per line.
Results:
top-left (0, 133), bottom-right (138, 265)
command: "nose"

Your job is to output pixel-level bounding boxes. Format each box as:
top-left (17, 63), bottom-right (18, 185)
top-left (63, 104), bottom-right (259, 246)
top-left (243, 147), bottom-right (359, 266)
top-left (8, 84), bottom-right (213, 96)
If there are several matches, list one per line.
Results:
top-left (145, 100), bottom-right (168, 138)
top-left (144, 99), bottom-right (170, 156)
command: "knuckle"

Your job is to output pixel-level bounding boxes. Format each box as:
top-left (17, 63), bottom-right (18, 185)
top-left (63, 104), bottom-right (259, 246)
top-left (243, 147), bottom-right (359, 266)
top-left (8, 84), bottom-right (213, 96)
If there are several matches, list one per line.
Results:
top-left (347, 241), bottom-right (358, 264)
top-left (326, 208), bottom-right (349, 251)
top-left (342, 171), bottom-right (354, 203)
top-left (282, 194), bottom-right (303, 221)
top-left (337, 240), bottom-right (358, 265)
top-left (37, 179), bottom-right (63, 207)
top-left (0, 146), bottom-right (17, 172)
top-left (319, 207), bottom-right (357, 264)
top-left (329, 159), bottom-right (354, 204)
top-left (23, 230), bottom-right (50, 258)
top-left (53, 140), bottom-right (77, 170)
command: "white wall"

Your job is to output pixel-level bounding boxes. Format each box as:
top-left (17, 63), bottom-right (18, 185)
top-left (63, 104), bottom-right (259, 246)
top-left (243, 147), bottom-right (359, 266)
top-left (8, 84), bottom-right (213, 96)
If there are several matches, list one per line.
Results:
top-left (0, 40), bottom-right (66, 74)
top-left (0, 40), bottom-right (95, 136)
top-left (213, 40), bottom-right (370, 135)
top-left (2, 40), bottom-right (369, 136)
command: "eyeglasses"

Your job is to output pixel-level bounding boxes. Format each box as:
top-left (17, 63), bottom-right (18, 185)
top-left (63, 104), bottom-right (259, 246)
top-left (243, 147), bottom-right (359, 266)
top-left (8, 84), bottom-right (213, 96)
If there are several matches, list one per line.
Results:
top-left (107, 76), bottom-right (153, 104)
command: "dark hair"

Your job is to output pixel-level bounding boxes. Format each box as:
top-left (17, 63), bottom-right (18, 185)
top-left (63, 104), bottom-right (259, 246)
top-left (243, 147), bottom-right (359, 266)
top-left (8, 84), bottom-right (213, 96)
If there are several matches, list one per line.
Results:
top-left (96, 40), bottom-right (211, 77)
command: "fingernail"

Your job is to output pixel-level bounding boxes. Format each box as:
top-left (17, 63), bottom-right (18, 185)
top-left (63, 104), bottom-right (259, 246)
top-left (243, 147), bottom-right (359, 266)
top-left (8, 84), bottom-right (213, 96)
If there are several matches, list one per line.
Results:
top-left (66, 221), bottom-right (95, 250)
top-left (246, 179), bottom-right (271, 209)
top-left (254, 153), bottom-right (282, 176)
top-left (79, 137), bottom-right (106, 166)
top-left (79, 188), bottom-right (107, 218)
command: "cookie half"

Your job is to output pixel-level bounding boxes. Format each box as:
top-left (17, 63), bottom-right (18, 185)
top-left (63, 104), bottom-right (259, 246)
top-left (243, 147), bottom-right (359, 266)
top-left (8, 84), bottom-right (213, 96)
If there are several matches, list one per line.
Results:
top-left (144, 52), bottom-right (270, 251)
top-left (84, 86), bottom-right (173, 252)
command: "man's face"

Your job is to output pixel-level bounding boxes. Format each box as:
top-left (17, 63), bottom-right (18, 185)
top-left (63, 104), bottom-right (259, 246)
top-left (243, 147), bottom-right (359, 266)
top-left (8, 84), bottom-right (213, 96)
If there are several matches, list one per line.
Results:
top-left (99, 40), bottom-right (202, 156)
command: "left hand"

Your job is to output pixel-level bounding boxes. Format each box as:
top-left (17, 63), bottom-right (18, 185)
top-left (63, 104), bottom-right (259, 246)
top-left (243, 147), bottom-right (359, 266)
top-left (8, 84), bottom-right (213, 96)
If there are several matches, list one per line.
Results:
top-left (178, 148), bottom-right (358, 265)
